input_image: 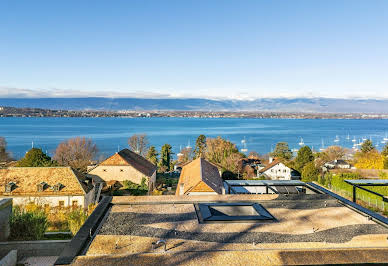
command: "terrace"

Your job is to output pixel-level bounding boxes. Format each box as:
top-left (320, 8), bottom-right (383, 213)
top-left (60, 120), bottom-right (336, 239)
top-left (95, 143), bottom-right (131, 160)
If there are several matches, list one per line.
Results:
top-left (55, 182), bottom-right (388, 265)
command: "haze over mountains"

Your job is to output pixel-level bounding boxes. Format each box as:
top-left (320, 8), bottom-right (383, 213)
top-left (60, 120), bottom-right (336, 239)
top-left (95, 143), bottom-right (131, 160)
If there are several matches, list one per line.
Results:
top-left (1, 97), bottom-right (388, 113)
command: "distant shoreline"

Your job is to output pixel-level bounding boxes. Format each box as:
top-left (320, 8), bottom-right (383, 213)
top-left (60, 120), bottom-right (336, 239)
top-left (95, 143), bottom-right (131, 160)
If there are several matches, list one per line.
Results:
top-left (1, 106), bottom-right (388, 119)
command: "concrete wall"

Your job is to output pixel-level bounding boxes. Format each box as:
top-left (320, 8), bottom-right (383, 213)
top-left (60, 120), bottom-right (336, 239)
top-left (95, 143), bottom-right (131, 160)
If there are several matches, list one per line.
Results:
top-left (0, 240), bottom-right (70, 261)
top-left (1, 195), bottom-right (86, 208)
top-left (0, 198), bottom-right (12, 241)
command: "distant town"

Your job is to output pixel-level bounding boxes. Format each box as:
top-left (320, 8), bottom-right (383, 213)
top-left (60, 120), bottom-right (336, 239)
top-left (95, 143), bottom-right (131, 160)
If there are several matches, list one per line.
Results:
top-left (1, 106), bottom-right (388, 119)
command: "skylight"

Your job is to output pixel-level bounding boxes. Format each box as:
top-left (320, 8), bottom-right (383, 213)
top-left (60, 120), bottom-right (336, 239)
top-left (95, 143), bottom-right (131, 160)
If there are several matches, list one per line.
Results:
top-left (194, 203), bottom-right (276, 223)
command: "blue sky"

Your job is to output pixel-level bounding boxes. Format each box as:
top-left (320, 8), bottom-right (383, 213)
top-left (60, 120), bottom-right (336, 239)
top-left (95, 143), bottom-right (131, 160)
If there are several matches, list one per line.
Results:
top-left (0, 0), bottom-right (387, 99)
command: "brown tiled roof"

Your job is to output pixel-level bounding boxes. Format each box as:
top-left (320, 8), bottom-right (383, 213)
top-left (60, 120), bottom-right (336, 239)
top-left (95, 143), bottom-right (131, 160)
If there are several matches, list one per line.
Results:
top-left (99, 149), bottom-right (156, 177)
top-left (0, 167), bottom-right (89, 196)
top-left (258, 159), bottom-right (282, 173)
top-left (176, 158), bottom-right (223, 195)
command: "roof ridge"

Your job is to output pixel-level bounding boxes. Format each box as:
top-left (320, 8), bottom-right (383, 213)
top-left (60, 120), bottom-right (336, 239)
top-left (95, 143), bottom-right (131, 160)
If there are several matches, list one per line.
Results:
top-left (69, 168), bottom-right (87, 194)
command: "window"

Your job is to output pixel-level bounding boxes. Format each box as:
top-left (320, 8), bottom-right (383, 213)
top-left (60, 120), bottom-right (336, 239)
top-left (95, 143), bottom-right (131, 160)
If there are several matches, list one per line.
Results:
top-left (120, 169), bottom-right (124, 172)
top-left (283, 169), bottom-right (287, 173)
top-left (72, 200), bottom-right (78, 207)
top-left (5, 182), bottom-right (16, 192)
top-left (103, 169), bottom-right (107, 172)
top-left (195, 203), bottom-right (276, 224)
top-left (44, 204), bottom-right (49, 209)
top-left (53, 183), bottom-right (62, 192)
top-left (58, 201), bottom-right (65, 208)
top-left (37, 182), bottom-right (47, 192)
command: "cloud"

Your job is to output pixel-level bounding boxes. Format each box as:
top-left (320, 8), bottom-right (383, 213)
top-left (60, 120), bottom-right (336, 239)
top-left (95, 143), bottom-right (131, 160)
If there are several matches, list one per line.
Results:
top-left (0, 86), bottom-right (387, 100)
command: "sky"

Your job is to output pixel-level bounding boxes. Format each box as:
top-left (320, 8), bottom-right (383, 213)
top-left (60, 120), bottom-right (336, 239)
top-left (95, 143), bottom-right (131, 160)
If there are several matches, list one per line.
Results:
top-left (0, 0), bottom-right (388, 99)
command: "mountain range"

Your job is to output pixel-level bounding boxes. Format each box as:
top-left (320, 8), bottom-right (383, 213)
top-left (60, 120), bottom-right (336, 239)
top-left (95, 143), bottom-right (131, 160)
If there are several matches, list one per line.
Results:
top-left (1, 97), bottom-right (388, 113)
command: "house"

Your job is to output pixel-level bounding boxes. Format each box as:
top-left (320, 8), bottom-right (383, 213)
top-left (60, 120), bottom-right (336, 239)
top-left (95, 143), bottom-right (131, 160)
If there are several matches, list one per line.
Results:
top-left (56, 183), bottom-right (388, 265)
top-left (176, 157), bottom-right (224, 195)
top-left (0, 167), bottom-right (94, 208)
top-left (324, 159), bottom-right (351, 169)
top-left (87, 149), bottom-right (157, 192)
top-left (258, 157), bottom-right (300, 180)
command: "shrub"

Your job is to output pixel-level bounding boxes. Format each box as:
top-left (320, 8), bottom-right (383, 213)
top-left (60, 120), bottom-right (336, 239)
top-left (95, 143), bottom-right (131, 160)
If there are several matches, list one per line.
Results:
top-left (301, 162), bottom-right (319, 182)
top-left (9, 206), bottom-right (48, 240)
top-left (122, 178), bottom-right (148, 195)
top-left (67, 208), bottom-right (88, 236)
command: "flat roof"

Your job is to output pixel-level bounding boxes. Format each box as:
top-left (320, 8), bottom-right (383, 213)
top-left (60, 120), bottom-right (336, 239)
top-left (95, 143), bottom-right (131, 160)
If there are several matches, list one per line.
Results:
top-left (225, 180), bottom-right (306, 186)
top-left (56, 184), bottom-right (388, 265)
top-left (345, 179), bottom-right (388, 185)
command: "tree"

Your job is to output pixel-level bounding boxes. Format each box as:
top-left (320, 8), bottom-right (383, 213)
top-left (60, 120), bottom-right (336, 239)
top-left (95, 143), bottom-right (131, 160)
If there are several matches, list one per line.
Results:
top-left (384, 158), bottom-right (388, 169)
top-left (271, 142), bottom-right (292, 160)
top-left (360, 139), bottom-right (375, 153)
top-left (205, 136), bottom-right (243, 173)
top-left (178, 146), bottom-right (193, 164)
top-left (16, 148), bottom-right (56, 167)
top-left (194, 135), bottom-right (206, 159)
top-left (159, 144), bottom-right (172, 172)
top-left (0, 137), bottom-right (11, 162)
top-left (301, 161), bottom-right (320, 182)
top-left (294, 146), bottom-right (314, 172)
top-left (146, 146), bottom-right (158, 165)
top-left (354, 150), bottom-right (384, 169)
top-left (382, 143), bottom-right (388, 157)
top-left (53, 137), bottom-right (98, 172)
top-left (128, 134), bottom-right (149, 157)
top-left (248, 151), bottom-right (260, 158)
top-left (322, 146), bottom-right (345, 161)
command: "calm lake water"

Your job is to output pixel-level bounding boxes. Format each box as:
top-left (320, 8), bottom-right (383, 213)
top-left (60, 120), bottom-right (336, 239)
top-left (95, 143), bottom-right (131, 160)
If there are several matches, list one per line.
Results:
top-left (1, 117), bottom-right (388, 159)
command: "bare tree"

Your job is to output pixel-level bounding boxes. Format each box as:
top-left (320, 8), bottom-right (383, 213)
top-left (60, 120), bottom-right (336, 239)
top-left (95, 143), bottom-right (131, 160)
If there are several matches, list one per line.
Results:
top-left (53, 137), bottom-right (98, 172)
top-left (128, 134), bottom-right (149, 157)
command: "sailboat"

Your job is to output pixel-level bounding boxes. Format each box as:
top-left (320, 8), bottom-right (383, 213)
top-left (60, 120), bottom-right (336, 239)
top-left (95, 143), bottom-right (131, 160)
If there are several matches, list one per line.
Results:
top-left (384, 132), bottom-right (388, 141)
top-left (186, 140), bottom-right (191, 149)
top-left (352, 136), bottom-right (356, 143)
top-left (241, 137), bottom-right (248, 153)
top-left (319, 139), bottom-right (325, 152)
top-left (346, 134), bottom-right (350, 140)
top-left (298, 138), bottom-right (304, 146)
top-left (334, 135), bottom-right (340, 143)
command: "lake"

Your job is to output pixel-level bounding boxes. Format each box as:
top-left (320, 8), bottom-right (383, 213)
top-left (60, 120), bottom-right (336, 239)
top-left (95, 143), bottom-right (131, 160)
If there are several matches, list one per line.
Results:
top-left (1, 117), bottom-right (388, 159)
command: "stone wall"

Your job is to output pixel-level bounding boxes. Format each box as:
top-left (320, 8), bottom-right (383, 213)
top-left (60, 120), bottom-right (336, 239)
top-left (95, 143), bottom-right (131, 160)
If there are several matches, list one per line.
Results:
top-left (0, 198), bottom-right (12, 241)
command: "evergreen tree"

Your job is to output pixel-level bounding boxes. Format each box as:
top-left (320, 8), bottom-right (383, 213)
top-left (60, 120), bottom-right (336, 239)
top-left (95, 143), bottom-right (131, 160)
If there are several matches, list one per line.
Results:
top-left (295, 146), bottom-right (314, 172)
top-left (360, 139), bottom-right (375, 153)
top-left (271, 142), bottom-right (292, 160)
top-left (159, 144), bottom-right (172, 172)
top-left (301, 161), bottom-right (319, 182)
top-left (17, 148), bottom-right (56, 167)
top-left (384, 158), bottom-right (388, 169)
top-left (146, 146), bottom-right (158, 165)
top-left (194, 135), bottom-right (206, 159)
top-left (0, 137), bottom-right (11, 162)
top-left (382, 143), bottom-right (388, 157)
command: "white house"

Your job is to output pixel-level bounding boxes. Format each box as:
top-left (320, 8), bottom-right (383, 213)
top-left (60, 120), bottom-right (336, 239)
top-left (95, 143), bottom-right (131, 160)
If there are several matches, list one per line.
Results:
top-left (258, 158), bottom-right (300, 180)
top-left (324, 159), bottom-right (351, 169)
top-left (0, 167), bottom-right (95, 208)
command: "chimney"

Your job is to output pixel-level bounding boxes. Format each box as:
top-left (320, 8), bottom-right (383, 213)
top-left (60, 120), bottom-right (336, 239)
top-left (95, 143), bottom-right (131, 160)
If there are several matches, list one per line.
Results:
top-left (179, 183), bottom-right (185, 196)
top-left (269, 157), bottom-right (274, 163)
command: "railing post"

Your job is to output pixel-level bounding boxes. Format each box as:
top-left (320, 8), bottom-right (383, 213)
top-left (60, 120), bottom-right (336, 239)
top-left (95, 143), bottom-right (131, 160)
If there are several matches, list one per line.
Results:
top-left (353, 186), bottom-right (356, 203)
